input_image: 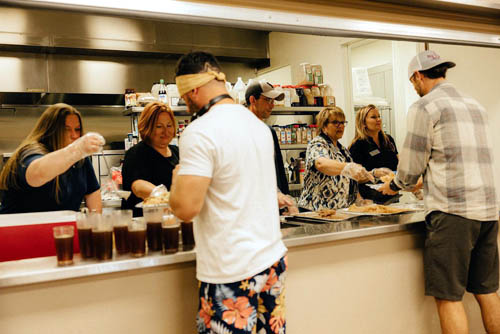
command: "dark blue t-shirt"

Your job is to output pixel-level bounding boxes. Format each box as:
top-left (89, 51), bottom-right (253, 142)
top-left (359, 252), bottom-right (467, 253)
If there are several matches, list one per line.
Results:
top-left (0, 154), bottom-right (100, 214)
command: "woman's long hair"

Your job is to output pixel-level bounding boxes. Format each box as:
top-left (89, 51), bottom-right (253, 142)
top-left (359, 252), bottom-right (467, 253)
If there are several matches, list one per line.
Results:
top-left (0, 103), bottom-right (84, 203)
top-left (350, 104), bottom-right (394, 151)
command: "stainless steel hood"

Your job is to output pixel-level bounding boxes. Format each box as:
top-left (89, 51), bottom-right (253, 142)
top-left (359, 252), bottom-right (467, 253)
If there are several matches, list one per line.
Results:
top-left (0, 6), bottom-right (269, 94)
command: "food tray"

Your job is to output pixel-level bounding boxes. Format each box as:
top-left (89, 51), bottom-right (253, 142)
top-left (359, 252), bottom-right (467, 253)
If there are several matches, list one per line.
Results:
top-left (338, 204), bottom-right (415, 216)
top-left (289, 211), bottom-right (353, 223)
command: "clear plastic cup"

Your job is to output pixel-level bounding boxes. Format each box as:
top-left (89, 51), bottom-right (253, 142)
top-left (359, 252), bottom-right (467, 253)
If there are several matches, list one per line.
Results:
top-left (92, 213), bottom-right (113, 260)
top-left (143, 205), bottom-right (169, 252)
top-left (113, 210), bottom-right (132, 254)
top-left (162, 214), bottom-right (180, 254)
top-left (181, 221), bottom-right (195, 251)
top-left (53, 225), bottom-right (74, 266)
top-left (128, 218), bottom-right (147, 257)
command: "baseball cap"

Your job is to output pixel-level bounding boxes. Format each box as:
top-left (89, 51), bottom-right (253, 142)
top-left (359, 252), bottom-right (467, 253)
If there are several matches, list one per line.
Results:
top-left (408, 50), bottom-right (456, 80)
top-left (245, 80), bottom-right (285, 104)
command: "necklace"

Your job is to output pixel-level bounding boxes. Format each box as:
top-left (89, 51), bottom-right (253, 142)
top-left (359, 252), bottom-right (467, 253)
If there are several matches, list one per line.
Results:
top-left (190, 94), bottom-right (232, 122)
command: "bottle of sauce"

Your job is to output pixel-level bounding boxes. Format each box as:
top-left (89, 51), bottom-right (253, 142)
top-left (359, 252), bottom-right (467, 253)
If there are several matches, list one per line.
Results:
top-left (158, 79), bottom-right (167, 104)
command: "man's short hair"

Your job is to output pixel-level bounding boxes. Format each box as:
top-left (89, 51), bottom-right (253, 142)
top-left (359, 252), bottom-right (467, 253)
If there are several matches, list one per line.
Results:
top-left (175, 51), bottom-right (221, 77)
top-left (419, 63), bottom-right (451, 79)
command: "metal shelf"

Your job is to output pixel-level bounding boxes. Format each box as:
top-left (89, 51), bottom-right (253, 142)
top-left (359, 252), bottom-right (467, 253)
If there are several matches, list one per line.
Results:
top-left (272, 106), bottom-right (323, 115)
top-left (280, 144), bottom-right (308, 150)
top-left (123, 105), bottom-right (322, 116)
top-left (123, 106), bottom-right (190, 116)
top-left (289, 183), bottom-right (303, 191)
top-left (123, 105), bottom-right (320, 138)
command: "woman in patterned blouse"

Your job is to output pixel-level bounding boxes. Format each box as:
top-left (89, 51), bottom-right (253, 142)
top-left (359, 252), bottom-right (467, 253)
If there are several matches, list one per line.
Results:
top-left (298, 106), bottom-right (372, 211)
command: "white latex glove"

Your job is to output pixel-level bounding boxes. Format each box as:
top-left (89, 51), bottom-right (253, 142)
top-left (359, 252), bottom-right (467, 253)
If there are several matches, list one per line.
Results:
top-left (371, 167), bottom-right (393, 179)
top-left (413, 189), bottom-right (424, 200)
top-left (64, 132), bottom-right (105, 161)
top-left (355, 198), bottom-right (373, 206)
top-left (341, 162), bottom-right (375, 183)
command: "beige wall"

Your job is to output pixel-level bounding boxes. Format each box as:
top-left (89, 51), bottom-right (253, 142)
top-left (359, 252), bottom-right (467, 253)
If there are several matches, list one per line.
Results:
top-left (267, 32), bottom-right (353, 144)
top-left (287, 231), bottom-right (490, 333)
top-left (2, 230), bottom-right (497, 333)
top-left (0, 262), bottom-right (199, 334)
top-left (350, 40), bottom-right (393, 69)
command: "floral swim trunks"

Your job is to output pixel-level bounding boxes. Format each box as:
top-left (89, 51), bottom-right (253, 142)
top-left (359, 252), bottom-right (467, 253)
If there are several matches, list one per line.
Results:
top-left (197, 255), bottom-right (288, 334)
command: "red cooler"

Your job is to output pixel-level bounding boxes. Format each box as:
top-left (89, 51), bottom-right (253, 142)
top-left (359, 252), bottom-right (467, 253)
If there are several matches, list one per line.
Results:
top-left (0, 211), bottom-right (79, 262)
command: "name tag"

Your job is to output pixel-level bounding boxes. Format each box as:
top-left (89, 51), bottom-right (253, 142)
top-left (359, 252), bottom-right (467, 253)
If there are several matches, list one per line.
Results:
top-left (369, 149), bottom-right (380, 156)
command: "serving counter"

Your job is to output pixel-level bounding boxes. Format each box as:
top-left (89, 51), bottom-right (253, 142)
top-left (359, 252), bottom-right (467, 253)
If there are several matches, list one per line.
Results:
top-left (0, 210), bottom-right (497, 334)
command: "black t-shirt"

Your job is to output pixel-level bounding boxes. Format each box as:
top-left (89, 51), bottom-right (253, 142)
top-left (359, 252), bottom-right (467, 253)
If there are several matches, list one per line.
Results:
top-left (0, 155), bottom-right (100, 214)
top-left (349, 133), bottom-right (399, 204)
top-left (121, 142), bottom-right (179, 217)
top-left (270, 126), bottom-right (289, 195)
top-left (349, 133), bottom-right (398, 172)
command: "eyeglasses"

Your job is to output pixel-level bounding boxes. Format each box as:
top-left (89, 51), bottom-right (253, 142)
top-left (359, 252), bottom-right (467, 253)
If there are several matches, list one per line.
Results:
top-left (329, 120), bottom-right (348, 127)
top-left (260, 95), bottom-right (274, 104)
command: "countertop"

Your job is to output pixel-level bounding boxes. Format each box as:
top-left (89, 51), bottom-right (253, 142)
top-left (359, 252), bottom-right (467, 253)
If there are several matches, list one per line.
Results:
top-left (0, 210), bottom-right (426, 288)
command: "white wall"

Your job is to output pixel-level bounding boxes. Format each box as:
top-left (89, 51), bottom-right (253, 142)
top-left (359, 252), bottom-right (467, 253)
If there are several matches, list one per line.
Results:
top-left (267, 32), bottom-right (352, 145)
top-left (429, 43), bottom-right (500, 197)
top-left (266, 34), bottom-right (500, 200)
top-left (391, 41), bottom-right (421, 148)
top-left (350, 39), bottom-right (393, 68)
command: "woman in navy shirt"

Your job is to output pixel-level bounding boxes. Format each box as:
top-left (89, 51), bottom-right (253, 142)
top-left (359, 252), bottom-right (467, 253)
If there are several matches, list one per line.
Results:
top-left (0, 103), bottom-right (104, 213)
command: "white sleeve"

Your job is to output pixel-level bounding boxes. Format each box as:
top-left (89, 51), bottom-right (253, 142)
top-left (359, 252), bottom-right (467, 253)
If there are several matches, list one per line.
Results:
top-left (178, 128), bottom-right (215, 178)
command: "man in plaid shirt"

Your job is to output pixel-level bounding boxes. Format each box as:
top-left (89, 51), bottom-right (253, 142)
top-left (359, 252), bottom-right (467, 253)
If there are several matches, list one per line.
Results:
top-left (380, 50), bottom-right (500, 333)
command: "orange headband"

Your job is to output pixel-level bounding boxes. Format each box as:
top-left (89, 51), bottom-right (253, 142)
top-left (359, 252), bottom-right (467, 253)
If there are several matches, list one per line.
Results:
top-left (175, 71), bottom-right (226, 97)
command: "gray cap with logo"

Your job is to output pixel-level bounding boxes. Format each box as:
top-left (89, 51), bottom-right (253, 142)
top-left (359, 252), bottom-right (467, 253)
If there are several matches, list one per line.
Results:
top-left (408, 50), bottom-right (456, 80)
top-left (245, 80), bottom-right (285, 104)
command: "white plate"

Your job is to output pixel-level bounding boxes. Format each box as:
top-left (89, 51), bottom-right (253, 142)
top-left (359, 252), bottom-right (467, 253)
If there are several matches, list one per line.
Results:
top-left (366, 183), bottom-right (383, 190)
top-left (116, 190), bottom-right (131, 200)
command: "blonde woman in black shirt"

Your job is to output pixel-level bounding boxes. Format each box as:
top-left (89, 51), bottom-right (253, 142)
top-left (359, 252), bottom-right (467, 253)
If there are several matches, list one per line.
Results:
top-left (349, 104), bottom-right (399, 203)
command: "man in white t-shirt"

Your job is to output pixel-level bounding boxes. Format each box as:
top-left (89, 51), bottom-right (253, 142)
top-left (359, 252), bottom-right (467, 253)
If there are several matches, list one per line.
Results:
top-left (170, 51), bottom-right (288, 334)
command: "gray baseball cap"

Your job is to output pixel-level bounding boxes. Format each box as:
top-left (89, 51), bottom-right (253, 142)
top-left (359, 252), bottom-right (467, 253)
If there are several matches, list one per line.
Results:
top-left (408, 50), bottom-right (456, 80)
top-left (245, 80), bottom-right (285, 104)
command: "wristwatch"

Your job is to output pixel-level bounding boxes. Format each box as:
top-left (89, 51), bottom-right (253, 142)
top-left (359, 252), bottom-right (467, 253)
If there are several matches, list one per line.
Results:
top-left (389, 179), bottom-right (401, 192)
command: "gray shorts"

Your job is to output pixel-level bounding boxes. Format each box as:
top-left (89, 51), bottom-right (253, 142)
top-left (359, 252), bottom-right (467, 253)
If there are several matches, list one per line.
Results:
top-left (424, 211), bottom-right (499, 301)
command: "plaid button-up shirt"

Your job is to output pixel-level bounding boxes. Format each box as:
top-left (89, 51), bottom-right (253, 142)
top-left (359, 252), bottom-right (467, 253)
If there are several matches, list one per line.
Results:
top-left (395, 81), bottom-right (498, 221)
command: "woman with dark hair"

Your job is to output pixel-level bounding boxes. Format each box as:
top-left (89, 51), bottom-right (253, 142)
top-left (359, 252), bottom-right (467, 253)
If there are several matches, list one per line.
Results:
top-left (349, 104), bottom-right (399, 203)
top-left (0, 103), bottom-right (104, 213)
top-left (121, 101), bottom-right (179, 217)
